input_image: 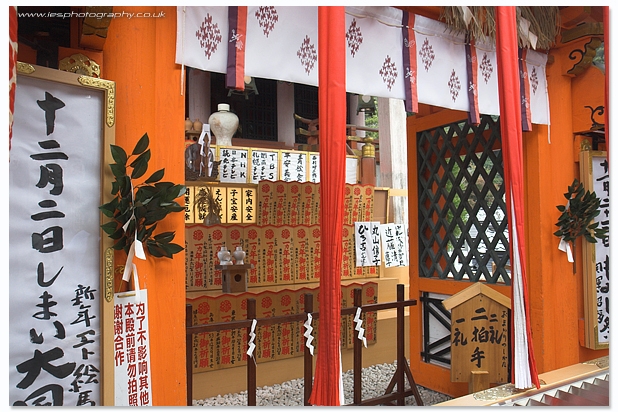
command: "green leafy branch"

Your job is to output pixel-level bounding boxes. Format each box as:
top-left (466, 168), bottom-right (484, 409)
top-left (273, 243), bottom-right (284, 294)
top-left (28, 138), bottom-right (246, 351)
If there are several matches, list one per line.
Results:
top-left (554, 178), bottom-right (608, 245)
top-left (99, 133), bottom-right (186, 258)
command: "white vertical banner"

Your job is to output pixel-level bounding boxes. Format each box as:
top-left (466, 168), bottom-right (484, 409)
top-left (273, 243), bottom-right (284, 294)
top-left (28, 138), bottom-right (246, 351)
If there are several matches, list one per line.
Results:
top-left (114, 290), bottom-right (153, 406)
top-left (369, 222), bottom-right (382, 266)
top-left (591, 156), bottom-right (610, 345)
top-left (308, 153), bottom-right (320, 183)
top-left (354, 222), bottom-right (371, 266)
top-left (394, 223), bottom-right (409, 267)
top-left (379, 223), bottom-right (397, 268)
top-left (9, 73), bottom-right (102, 406)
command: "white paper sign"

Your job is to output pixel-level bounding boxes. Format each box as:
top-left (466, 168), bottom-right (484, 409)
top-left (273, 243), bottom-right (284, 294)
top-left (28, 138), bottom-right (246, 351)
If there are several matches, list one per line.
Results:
top-left (380, 223), bottom-right (409, 268)
top-left (281, 150), bottom-right (307, 182)
top-left (355, 222), bottom-right (371, 267)
top-left (308, 153), bottom-right (320, 183)
top-left (9, 73), bottom-right (102, 405)
top-left (250, 149), bottom-right (279, 183)
top-left (114, 290), bottom-right (153, 406)
top-left (219, 147), bottom-right (249, 183)
top-left (369, 222), bottom-right (382, 266)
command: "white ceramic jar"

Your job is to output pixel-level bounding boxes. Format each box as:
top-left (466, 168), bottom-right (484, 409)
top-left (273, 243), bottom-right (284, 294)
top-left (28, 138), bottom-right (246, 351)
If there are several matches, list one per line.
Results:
top-left (208, 103), bottom-right (239, 147)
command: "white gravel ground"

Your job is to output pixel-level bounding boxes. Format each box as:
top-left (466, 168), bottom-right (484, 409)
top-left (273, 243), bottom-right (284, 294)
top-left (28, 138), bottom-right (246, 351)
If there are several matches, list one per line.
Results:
top-left (193, 360), bottom-right (453, 406)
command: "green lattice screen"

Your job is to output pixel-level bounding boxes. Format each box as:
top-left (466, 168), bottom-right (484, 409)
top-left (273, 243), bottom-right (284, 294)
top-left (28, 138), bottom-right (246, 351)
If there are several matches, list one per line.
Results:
top-left (417, 115), bottom-right (511, 284)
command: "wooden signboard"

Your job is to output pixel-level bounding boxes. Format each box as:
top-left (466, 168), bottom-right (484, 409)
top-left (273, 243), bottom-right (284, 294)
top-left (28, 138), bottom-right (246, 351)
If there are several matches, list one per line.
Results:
top-left (579, 150), bottom-right (610, 350)
top-left (442, 283), bottom-right (510, 393)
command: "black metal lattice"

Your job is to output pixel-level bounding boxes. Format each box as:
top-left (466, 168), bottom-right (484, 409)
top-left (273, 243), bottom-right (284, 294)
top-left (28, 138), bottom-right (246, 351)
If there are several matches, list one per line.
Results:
top-left (417, 115), bottom-right (511, 285)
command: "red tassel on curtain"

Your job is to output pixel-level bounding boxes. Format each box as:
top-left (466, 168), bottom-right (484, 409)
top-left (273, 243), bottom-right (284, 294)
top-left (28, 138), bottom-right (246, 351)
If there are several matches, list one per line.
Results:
top-left (308, 6), bottom-right (346, 406)
top-left (495, 6), bottom-right (540, 390)
top-left (603, 6), bottom-right (609, 167)
top-left (9, 6), bottom-right (18, 154)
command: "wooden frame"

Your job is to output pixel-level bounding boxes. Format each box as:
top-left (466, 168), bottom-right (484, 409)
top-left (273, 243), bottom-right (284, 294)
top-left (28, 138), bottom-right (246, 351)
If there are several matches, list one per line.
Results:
top-left (10, 63), bottom-right (115, 405)
top-left (579, 150), bottom-right (609, 350)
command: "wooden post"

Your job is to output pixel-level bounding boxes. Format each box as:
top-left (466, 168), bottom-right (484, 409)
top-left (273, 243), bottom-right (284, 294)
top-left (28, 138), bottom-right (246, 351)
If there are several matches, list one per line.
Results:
top-left (185, 305), bottom-right (193, 406)
top-left (353, 288), bottom-right (363, 405)
top-left (469, 370), bottom-right (490, 393)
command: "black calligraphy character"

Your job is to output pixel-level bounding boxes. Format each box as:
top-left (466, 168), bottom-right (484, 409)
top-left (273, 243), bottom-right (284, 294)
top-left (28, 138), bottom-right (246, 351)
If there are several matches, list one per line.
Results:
top-left (36, 163), bottom-right (64, 195)
top-left (72, 284), bottom-right (97, 306)
top-left (37, 92), bottom-right (65, 135)
top-left (76, 390), bottom-right (95, 406)
top-left (37, 262), bottom-right (63, 287)
top-left (33, 291), bottom-right (57, 320)
top-left (471, 307), bottom-right (488, 321)
top-left (53, 321), bottom-right (66, 339)
top-left (73, 330), bottom-right (96, 360)
top-left (30, 200), bottom-right (65, 221)
top-left (32, 226), bottom-right (63, 253)
top-left (13, 383), bottom-right (64, 406)
top-left (69, 364), bottom-right (100, 394)
top-left (599, 315), bottom-right (609, 333)
top-left (30, 140), bottom-right (69, 161)
top-left (470, 346), bottom-right (486, 368)
top-left (471, 326), bottom-right (489, 343)
top-left (29, 328), bottom-right (44, 344)
top-left (16, 347), bottom-right (76, 389)
top-left (452, 327), bottom-right (467, 346)
top-left (28, 321), bottom-right (65, 345)
top-left (71, 305), bottom-right (96, 328)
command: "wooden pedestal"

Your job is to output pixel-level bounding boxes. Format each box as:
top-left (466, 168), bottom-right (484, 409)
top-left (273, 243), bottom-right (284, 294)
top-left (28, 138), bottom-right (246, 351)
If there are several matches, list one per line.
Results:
top-left (216, 264), bottom-right (254, 293)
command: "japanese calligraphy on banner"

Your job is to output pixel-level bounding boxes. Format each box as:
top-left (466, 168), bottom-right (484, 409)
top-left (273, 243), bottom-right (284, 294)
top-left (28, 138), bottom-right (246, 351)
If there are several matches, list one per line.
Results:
top-left (9, 65), bottom-right (115, 405)
top-left (281, 151), bottom-right (307, 182)
top-left (218, 147), bottom-right (249, 183)
top-left (308, 153), bottom-right (320, 183)
top-left (354, 222), bottom-right (382, 267)
top-left (113, 291), bottom-right (153, 406)
top-left (580, 150), bottom-right (610, 350)
top-left (379, 223), bottom-right (409, 268)
top-left (250, 149), bottom-right (279, 183)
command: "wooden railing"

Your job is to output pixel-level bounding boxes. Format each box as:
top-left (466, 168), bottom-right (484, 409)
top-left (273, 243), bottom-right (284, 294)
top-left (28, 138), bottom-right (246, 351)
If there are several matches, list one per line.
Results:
top-left (186, 284), bottom-right (423, 406)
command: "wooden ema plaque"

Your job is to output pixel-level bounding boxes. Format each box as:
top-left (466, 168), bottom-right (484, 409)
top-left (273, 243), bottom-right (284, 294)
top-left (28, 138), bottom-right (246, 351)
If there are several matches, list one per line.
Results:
top-left (442, 283), bottom-right (510, 393)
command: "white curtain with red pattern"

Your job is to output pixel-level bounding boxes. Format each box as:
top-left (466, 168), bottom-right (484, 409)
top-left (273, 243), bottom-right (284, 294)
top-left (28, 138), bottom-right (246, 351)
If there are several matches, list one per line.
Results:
top-left (175, 6), bottom-right (550, 124)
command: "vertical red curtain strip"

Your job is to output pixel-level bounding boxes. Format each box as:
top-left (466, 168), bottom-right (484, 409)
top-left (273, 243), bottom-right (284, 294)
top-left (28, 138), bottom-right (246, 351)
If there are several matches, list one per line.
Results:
top-left (308, 6), bottom-right (346, 406)
top-left (603, 6), bottom-right (609, 166)
top-left (495, 6), bottom-right (540, 390)
top-left (401, 11), bottom-right (418, 114)
top-left (518, 48), bottom-right (532, 132)
top-left (9, 5), bottom-right (18, 153)
top-left (465, 37), bottom-right (480, 126)
top-left (226, 6), bottom-right (247, 90)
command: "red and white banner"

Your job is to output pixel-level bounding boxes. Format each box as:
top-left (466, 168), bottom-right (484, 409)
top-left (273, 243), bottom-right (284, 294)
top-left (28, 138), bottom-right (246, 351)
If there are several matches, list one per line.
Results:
top-left (114, 290), bottom-right (153, 406)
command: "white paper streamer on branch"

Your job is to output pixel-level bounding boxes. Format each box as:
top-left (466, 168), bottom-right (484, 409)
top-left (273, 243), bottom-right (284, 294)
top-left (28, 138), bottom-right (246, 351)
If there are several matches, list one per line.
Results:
top-left (304, 313), bottom-right (315, 355)
top-left (557, 200), bottom-right (574, 262)
top-left (558, 238), bottom-right (574, 263)
top-left (354, 307), bottom-right (368, 348)
top-left (247, 319), bottom-right (257, 358)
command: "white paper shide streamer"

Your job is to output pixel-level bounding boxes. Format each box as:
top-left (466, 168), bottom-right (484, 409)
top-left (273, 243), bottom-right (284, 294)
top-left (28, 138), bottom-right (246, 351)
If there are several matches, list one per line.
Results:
top-left (304, 313), bottom-right (315, 355)
top-left (354, 307), bottom-right (368, 348)
top-left (247, 319), bottom-right (257, 358)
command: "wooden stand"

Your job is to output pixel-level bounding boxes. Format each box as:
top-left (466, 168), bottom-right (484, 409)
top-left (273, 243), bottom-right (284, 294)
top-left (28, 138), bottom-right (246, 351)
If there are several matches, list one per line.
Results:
top-left (216, 264), bottom-right (253, 293)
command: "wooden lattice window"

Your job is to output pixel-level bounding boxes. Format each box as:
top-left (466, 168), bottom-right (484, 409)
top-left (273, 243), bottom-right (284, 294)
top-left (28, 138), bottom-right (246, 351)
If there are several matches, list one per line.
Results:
top-left (417, 115), bottom-right (511, 284)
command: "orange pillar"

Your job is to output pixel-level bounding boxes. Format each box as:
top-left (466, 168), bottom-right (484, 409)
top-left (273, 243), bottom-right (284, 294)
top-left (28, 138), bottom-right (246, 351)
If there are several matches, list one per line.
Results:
top-left (103, 6), bottom-right (186, 406)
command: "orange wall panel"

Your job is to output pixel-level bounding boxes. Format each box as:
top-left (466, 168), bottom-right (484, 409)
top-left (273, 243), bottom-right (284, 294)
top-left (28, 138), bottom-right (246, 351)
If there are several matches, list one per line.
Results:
top-left (104, 6), bottom-right (186, 406)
